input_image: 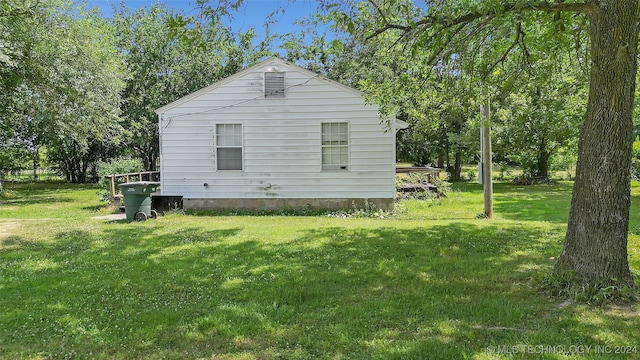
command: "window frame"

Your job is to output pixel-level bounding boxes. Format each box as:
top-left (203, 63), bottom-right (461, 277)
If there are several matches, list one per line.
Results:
top-left (321, 122), bottom-right (349, 171)
top-left (215, 123), bottom-right (244, 171)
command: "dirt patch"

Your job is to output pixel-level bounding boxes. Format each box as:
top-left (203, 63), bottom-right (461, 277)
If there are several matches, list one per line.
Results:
top-left (0, 221), bottom-right (20, 238)
top-left (605, 304), bottom-right (640, 318)
top-left (92, 213), bottom-right (126, 221)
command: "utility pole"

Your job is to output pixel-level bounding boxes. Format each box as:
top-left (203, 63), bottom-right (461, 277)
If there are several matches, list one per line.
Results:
top-left (481, 99), bottom-right (493, 219)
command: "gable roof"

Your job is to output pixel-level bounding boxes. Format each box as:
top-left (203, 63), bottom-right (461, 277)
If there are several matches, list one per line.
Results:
top-left (155, 57), bottom-right (363, 114)
top-left (154, 56), bottom-right (409, 131)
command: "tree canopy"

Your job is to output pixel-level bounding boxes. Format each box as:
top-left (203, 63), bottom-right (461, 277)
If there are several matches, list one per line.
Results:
top-left (315, 0), bottom-right (639, 289)
top-left (1, 0), bottom-right (126, 182)
top-left (2, 0), bottom-right (638, 293)
top-left (0, 0), bottom-right (275, 178)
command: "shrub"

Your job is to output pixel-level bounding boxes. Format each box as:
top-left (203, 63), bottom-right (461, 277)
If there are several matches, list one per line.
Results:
top-left (0, 181), bottom-right (17, 199)
top-left (497, 162), bottom-right (513, 180)
top-left (96, 157), bottom-right (144, 200)
top-left (396, 172), bottom-right (451, 201)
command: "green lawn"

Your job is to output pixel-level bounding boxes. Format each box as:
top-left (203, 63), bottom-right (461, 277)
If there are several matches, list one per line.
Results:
top-left (1, 181), bottom-right (639, 359)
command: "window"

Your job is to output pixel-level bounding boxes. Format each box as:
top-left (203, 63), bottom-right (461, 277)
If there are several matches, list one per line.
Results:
top-left (265, 72), bottom-right (285, 98)
top-left (321, 122), bottom-right (349, 170)
top-left (216, 124), bottom-right (243, 170)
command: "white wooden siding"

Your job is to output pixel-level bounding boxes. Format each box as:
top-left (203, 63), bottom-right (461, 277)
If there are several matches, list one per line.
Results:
top-left (158, 58), bottom-right (395, 200)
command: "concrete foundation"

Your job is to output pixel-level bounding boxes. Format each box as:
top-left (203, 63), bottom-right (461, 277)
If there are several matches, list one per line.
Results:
top-left (183, 198), bottom-right (394, 211)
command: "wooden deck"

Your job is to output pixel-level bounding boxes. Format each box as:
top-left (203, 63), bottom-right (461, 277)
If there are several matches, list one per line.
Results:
top-left (396, 166), bottom-right (443, 195)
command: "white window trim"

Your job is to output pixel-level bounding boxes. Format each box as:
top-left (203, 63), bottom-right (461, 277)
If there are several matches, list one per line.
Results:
top-left (215, 123), bottom-right (244, 171)
top-left (321, 122), bottom-right (350, 171)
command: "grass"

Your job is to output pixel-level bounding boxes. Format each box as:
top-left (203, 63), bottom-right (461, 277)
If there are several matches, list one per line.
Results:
top-left (1, 181), bottom-right (639, 359)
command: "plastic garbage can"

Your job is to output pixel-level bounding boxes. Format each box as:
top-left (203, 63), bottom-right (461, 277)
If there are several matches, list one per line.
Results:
top-left (118, 181), bottom-right (160, 222)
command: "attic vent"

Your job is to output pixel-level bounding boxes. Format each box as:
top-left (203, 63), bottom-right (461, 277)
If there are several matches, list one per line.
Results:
top-left (265, 72), bottom-right (285, 98)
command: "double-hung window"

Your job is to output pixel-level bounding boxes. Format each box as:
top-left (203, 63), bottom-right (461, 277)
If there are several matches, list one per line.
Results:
top-left (216, 124), bottom-right (243, 171)
top-left (321, 122), bottom-right (349, 170)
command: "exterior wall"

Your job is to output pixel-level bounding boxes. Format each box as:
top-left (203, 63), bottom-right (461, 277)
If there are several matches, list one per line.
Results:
top-left (157, 58), bottom-right (396, 208)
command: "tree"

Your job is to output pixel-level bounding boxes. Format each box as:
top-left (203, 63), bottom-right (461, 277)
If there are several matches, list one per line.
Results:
top-left (556, 1), bottom-right (638, 287)
top-left (282, 6), bottom-right (482, 180)
top-left (325, 0), bottom-right (639, 289)
top-left (45, 8), bottom-right (125, 182)
top-left (0, 0), bottom-right (46, 177)
top-left (0, 1), bottom-right (126, 182)
top-left (113, 4), bottom-right (273, 170)
top-left (493, 55), bottom-right (586, 179)
top-left (482, 15), bottom-right (588, 180)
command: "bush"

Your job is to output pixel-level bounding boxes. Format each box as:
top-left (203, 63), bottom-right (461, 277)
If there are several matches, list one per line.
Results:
top-left (96, 157), bottom-right (144, 200)
top-left (396, 172), bottom-right (451, 201)
top-left (0, 181), bottom-right (17, 199)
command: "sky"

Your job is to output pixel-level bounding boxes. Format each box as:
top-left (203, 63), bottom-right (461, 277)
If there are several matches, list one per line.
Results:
top-left (84, 0), bottom-right (322, 38)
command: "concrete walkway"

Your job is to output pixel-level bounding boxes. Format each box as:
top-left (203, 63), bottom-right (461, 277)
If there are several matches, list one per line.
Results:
top-left (92, 213), bottom-right (126, 221)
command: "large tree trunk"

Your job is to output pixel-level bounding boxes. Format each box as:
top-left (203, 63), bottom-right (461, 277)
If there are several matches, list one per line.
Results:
top-left (32, 148), bottom-right (39, 182)
top-left (444, 145), bottom-right (457, 181)
top-left (453, 150), bottom-right (462, 181)
top-left (555, 0), bottom-right (639, 287)
top-left (145, 150), bottom-right (158, 172)
top-left (536, 148), bottom-right (550, 180)
top-left (437, 153), bottom-right (445, 169)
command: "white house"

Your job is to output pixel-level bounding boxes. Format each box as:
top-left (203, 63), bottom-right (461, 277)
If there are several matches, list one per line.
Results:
top-left (155, 57), bottom-right (406, 211)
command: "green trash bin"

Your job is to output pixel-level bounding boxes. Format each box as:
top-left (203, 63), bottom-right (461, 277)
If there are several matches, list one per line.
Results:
top-left (118, 181), bottom-right (160, 222)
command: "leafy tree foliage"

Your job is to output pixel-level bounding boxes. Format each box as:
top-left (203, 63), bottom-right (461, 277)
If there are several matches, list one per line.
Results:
top-left (280, 5), bottom-right (482, 180)
top-left (486, 14), bottom-right (588, 180)
top-left (113, 4), bottom-right (274, 170)
top-left (0, 1), bottom-right (47, 178)
top-left (96, 156), bottom-right (145, 199)
top-left (493, 58), bottom-right (586, 179)
top-left (317, 0), bottom-right (639, 290)
top-left (1, 1), bottom-right (126, 182)
top-left (280, 1), bottom-right (587, 182)
top-left (2, 0), bottom-right (277, 181)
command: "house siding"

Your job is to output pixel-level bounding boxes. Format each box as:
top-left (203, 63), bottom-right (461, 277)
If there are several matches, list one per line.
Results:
top-left (157, 58), bottom-right (395, 210)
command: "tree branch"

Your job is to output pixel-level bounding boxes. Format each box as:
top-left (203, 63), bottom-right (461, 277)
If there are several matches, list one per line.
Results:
top-left (366, 0), bottom-right (389, 26)
top-left (485, 22), bottom-right (524, 77)
top-left (366, 1), bottom-right (595, 41)
top-left (534, 1), bottom-right (596, 14)
top-left (424, 20), bottom-right (473, 66)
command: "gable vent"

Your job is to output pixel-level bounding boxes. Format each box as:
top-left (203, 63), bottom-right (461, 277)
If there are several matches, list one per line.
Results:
top-left (265, 72), bottom-right (285, 98)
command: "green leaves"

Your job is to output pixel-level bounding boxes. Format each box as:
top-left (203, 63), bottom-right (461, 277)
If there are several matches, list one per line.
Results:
top-left (113, 3), bottom-right (274, 171)
top-left (312, 0), bottom-right (590, 179)
top-left (0, 0), bottom-right (127, 182)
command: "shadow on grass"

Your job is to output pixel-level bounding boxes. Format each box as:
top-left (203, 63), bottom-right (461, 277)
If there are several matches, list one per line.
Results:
top-left (82, 204), bottom-right (109, 212)
top-left (493, 183), bottom-right (573, 223)
top-left (1, 196), bottom-right (75, 207)
top-left (1, 220), bottom-right (638, 359)
top-left (1, 182), bottom-right (100, 219)
top-left (493, 181), bottom-right (640, 228)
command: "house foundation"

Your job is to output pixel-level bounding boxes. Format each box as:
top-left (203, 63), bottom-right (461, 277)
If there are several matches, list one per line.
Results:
top-left (183, 198), bottom-right (394, 211)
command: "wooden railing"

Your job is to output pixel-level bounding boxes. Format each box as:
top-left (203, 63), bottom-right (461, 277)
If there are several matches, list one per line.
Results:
top-left (396, 166), bottom-right (442, 194)
top-left (105, 171), bottom-right (160, 197)
top-left (396, 166), bottom-right (441, 182)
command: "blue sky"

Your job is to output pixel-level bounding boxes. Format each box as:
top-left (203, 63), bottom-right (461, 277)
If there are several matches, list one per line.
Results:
top-left (85, 0), bottom-right (320, 36)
